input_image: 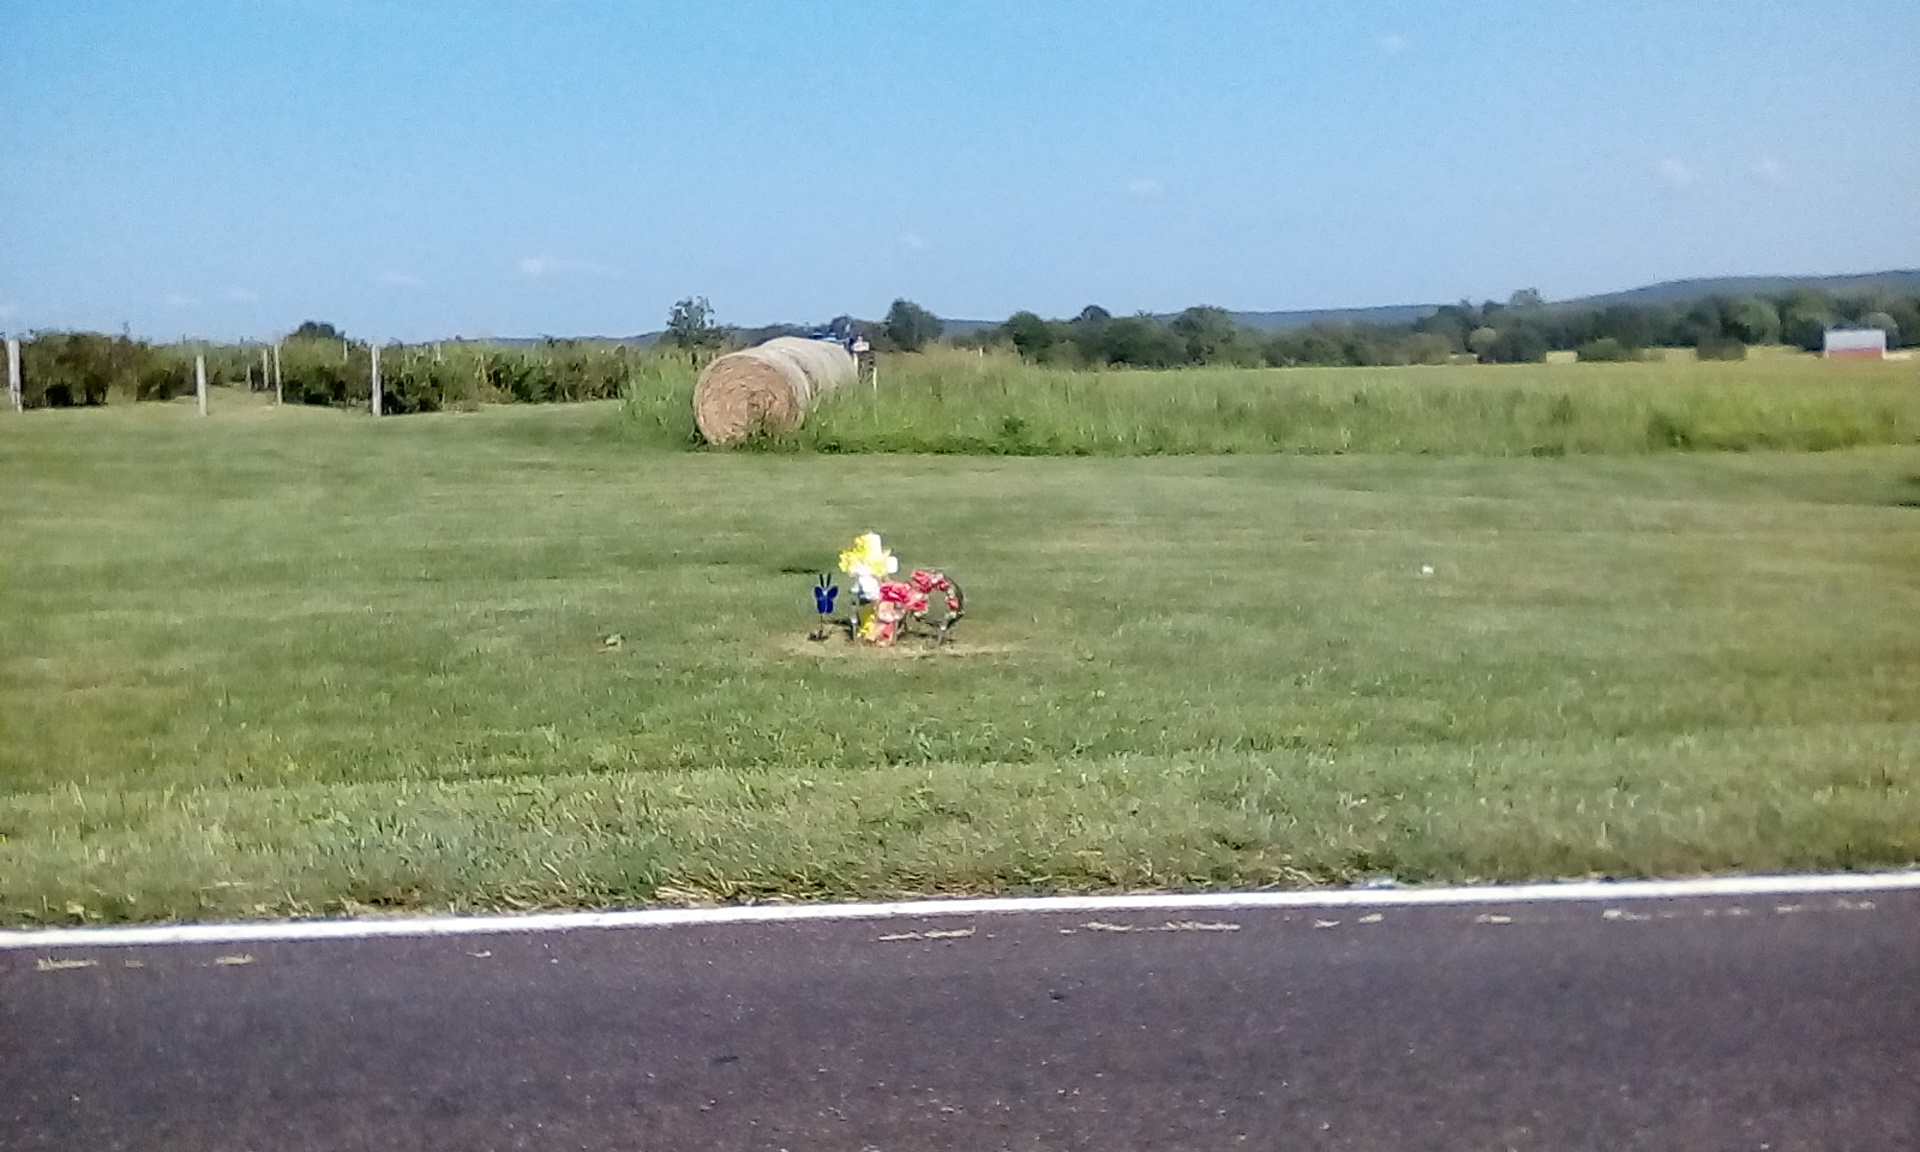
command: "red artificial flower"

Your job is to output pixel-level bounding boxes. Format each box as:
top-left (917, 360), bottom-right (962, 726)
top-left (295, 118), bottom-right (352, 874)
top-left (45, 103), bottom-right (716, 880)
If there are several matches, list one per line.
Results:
top-left (910, 569), bottom-right (950, 594)
top-left (882, 580), bottom-right (932, 614)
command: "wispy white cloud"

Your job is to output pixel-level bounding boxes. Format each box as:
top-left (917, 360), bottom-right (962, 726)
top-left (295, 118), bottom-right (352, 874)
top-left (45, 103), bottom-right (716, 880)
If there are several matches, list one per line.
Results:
top-left (163, 291), bottom-right (196, 308)
top-left (518, 254), bottom-right (618, 279)
top-left (1751, 156), bottom-right (1786, 185)
top-left (1377, 33), bottom-right (1409, 55)
top-left (1127, 177), bottom-right (1165, 199)
top-left (228, 287), bottom-right (260, 303)
top-left (1656, 158), bottom-right (1697, 189)
top-left (377, 271), bottom-right (423, 289)
top-left (900, 232), bottom-right (928, 251)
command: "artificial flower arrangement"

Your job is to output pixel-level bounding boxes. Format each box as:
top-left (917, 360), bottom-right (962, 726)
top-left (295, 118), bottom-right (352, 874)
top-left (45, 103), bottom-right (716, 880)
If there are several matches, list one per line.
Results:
top-left (812, 531), bottom-right (964, 646)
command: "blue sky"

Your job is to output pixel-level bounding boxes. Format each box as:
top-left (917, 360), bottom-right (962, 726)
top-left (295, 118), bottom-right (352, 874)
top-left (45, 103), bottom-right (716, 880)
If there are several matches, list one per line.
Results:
top-left (3, 0), bottom-right (1917, 341)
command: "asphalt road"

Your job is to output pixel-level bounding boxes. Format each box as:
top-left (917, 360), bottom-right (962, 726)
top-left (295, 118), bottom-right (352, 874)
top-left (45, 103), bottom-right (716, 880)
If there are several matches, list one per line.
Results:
top-left (4, 889), bottom-right (1918, 1151)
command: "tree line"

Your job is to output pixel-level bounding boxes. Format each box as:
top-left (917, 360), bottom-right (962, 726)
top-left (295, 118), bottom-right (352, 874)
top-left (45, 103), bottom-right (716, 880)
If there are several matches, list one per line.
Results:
top-left (960, 286), bottom-right (1915, 369)
top-left (660, 296), bottom-right (945, 355)
top-left (8, 284), bottom-right (1910, 410)
top-left (666, 285), bottom-right (1915, 369)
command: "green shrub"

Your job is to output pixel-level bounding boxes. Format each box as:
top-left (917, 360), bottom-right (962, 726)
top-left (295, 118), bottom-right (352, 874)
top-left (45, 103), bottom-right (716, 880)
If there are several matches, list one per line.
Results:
top-left (1576, 337), bottom-right (1637, 362)
top-left (18, 332), bottom-right (154, 407)
top-left (134, 356), bottom-right (193, 401)
top-left (270, 338), bottom-right (638, 412)
top-left (1646, 410), bottom-right (1694, 449)
top-left (1695, 335), bottom-right (1748, 361)
top-left (280, 339), bottom-right (362, 406)
top-left (379, 356), bottom-right (454, 414)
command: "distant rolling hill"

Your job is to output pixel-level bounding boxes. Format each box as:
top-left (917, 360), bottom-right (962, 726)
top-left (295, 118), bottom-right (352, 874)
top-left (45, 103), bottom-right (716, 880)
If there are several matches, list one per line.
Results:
top-left (1564, 269), bottom-right (1920, 308)
top-left (1214, 303), bottom-right (1440, 332)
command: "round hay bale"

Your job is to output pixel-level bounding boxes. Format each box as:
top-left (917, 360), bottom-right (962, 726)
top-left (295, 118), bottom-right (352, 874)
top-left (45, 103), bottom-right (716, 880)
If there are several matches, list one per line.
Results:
top-left (692, 336), bottom-right (856, 444)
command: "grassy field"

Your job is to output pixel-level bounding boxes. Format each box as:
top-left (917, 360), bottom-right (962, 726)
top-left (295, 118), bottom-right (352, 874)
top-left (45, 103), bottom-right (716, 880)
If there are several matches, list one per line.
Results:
top-left (3, 378), bottom-right (1919, 925)
top-left (651, 349), bottom-right (1920, 456)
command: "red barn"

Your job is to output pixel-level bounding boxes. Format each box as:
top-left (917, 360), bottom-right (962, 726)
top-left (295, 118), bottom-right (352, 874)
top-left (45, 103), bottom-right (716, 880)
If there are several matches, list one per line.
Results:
top-left (1822, 328), bottom-right (1887, 359)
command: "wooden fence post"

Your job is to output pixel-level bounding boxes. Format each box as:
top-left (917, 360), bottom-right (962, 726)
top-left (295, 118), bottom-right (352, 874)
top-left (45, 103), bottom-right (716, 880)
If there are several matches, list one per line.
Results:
top-left (195, 354), bottom-right (208, 416)
top-left (370, 343), bottom-right (382, 416)
top-left (5, 337), bottom-right (20, 412)
top-left (273, 341), bottom-right (283, 404)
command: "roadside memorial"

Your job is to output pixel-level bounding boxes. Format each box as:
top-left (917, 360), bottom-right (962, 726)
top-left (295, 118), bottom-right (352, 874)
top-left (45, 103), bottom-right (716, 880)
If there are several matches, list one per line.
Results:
top-left (811, 532), bottom-right (963, 646)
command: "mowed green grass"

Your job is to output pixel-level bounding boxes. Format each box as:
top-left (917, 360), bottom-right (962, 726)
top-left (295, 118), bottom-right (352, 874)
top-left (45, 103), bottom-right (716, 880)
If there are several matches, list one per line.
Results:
top-left (3, 392), bottom-right (1919, 924)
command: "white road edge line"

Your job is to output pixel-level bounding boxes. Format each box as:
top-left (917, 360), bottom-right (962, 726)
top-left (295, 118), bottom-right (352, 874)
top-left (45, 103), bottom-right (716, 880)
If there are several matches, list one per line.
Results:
top-left (6, 870), bottom-right (1918, 950)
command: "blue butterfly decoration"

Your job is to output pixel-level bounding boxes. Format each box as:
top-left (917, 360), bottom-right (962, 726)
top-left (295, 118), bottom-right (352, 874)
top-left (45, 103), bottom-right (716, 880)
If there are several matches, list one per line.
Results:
top-left (813, 574), bottom-right (839, 615)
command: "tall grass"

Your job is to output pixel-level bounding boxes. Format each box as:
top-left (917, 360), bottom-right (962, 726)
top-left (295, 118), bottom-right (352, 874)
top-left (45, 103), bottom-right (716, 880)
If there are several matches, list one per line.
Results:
top-left (618, 354), bottom-right (702, 444)
top-left (696, 348), bottom-right (1920, 456)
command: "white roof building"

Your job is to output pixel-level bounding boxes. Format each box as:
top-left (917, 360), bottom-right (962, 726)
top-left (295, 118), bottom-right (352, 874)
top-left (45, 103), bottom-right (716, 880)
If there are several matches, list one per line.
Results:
top-left (1822, 328), bottom-right (1887, 359)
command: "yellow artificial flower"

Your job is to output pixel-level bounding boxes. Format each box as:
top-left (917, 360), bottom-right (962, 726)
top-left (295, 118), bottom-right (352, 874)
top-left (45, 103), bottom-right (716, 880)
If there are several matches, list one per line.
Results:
top-left (838, 531), bottom-right (889, 574)
top-left (838, 531), bottom-right (897, 600)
